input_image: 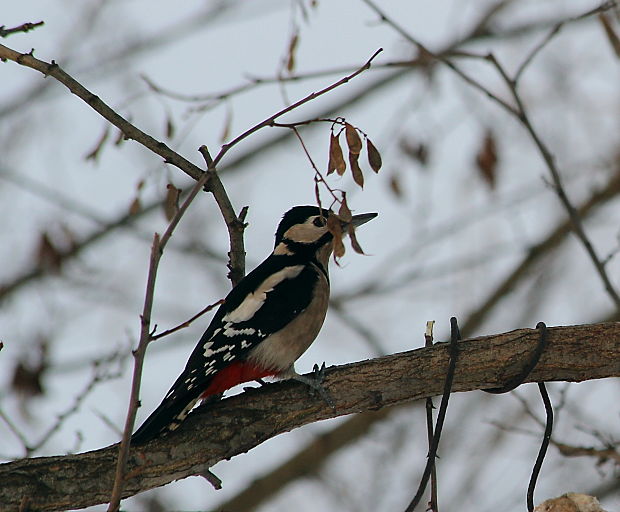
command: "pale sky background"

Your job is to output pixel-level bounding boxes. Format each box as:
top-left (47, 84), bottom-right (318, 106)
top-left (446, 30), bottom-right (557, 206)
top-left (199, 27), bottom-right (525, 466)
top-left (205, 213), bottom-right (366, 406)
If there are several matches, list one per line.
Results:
top-left (1, 1), bottom-right (620, 511)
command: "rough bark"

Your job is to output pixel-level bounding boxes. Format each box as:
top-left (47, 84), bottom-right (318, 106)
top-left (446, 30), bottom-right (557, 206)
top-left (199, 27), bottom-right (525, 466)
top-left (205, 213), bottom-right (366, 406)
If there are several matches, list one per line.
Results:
top-left (2, 322), bottom-right (619, 512)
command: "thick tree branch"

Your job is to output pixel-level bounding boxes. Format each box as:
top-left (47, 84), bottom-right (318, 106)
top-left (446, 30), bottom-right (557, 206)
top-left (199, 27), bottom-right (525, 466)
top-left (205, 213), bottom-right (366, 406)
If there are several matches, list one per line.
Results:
top-left (2, 322), bottom-right (619, 511)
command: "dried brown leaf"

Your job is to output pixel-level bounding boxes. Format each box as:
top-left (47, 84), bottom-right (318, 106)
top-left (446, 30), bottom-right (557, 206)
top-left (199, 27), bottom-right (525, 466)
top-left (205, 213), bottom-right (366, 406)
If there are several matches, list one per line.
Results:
top-left (327, 214), bottom-right (345, 259)
top-left (348, 224), bottom-right (366, 254)
top-left (475, 130), bottom-right (498, 189)
top-left (11, 361), bottom-right (44, 397)
top-left (366, 138), bottom-right (382, 173)
top-left (164, 184), bottom-right (181, 221)
top-left (114, 130), bottom-right (125, 146)
top-left (399, 137), bottom-right (429, 166)
top-left (314, 178), bottom-right (321, 207)
top-left (599, 13), bottom-right (620, 59)
top-left (165, 116), bottom-right (175, 140)
top-left (345, 123), bottom-right (362, 155)
top-left (220, 106), bottom-right (232, 143)
top-left (328, 133), bottom-right (346, 175)
top-left (11, 338), bottom-right (48, 398)
top-left (129, 197), bottom-right (141, 216)
top-left (349, 151), bottom-right (364, 188)
top-left (286, 32), bottom-right (299, 73)
top-left (60, 224), bottom-right (77, 251)
top-left (36, 233), bottom-right (62, 272)
top-left (338, 196), bottom-right (352, 223)
top-left (389, 174), bottom-right (403, 199)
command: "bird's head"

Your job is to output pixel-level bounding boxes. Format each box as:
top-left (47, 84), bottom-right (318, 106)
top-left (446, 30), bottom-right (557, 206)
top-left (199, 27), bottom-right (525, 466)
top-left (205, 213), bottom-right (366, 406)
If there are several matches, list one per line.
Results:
top-left (273, 205), bottom-right (377, 266)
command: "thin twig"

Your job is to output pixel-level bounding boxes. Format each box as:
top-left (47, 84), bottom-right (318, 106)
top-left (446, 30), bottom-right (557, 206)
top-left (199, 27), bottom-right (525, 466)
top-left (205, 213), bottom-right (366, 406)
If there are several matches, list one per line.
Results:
top-left (207, 47), bottom-right (383, 171)
top-left (0, 409), bottom-right (31, 456)
top-left (199, 468), bottom-right (223, 490)
top-left (198, 146), bottom-right (246, 285)
top-left (1, 322), bottom-right (619, 510)
top-left (29, 359), bottom-right (124, 454)
top-left (0, 21), bottom-right (44, 38)
top-left (486, 52), bottom-right (620, 309)
top-left (0, 44), bottom-right (205, 181)
top-left (104, 48), bottom-right (384, 504)
top-left (405, 317), bottom-right (460, 512)
top-left (144, 58), bottom-right (411, 106)
top-left (513, 23), bottom-right (562, 84)
top-left (527, 381), bottom-right (554, 512)
top-left (424, 321), bottom-right (438, 512)
top-left (151, 299), bottom-right (224, 341)
top-left (288, 126), bottom-right (342, 204)
top-left (509, 2), bottom-right (615, 86)
top-left (364, 0), bottom-right (620, 310)
top-left (360, 0), bottom-right (519, 115)
top-left (0, 8), bottom-right (566, 304)
top-left (0, 42), bottom-right (246, 288)
top-left (107, 171), bottom-right (211, 512)
top-left (553, 441), bottom-right (620, 464)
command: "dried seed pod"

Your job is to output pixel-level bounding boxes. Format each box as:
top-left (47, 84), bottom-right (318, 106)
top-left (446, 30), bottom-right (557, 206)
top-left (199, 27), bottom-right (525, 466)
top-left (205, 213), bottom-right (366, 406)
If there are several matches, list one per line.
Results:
top-left (345, 123), bottom-right (362, 155)
top-left (366, 138), bottom-right (382, 173)
top-left (328, 133), bottom-right (346, 175)
top-left (349, 151), bottom-right (364, 188)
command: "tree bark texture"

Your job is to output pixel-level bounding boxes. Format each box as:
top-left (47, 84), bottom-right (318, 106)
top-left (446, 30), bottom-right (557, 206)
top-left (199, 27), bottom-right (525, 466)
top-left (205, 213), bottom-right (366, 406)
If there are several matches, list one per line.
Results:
top-left (2, 322), bottom-right (619, 511)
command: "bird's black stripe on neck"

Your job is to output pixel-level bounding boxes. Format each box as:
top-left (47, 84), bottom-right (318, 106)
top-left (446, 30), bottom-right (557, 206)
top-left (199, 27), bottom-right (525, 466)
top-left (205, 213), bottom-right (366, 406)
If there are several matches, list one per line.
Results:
top-left (310, 257), bottom-right (329, 282)
top-left (279, 236), bottom-right (331, 282)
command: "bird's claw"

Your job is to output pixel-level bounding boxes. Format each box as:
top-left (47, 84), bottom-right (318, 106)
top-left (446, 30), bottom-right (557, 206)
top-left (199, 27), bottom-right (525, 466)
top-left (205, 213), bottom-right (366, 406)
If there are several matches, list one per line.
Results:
top-left (292, 362), bottom-right (335, 409)
top-left (312, 362), bottom-right (327, 382)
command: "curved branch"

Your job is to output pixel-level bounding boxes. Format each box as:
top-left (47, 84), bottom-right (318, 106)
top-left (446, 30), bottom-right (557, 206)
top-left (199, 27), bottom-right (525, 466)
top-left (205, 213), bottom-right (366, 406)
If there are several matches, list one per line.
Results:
top-left (2, 322), bottom-right (619, 511)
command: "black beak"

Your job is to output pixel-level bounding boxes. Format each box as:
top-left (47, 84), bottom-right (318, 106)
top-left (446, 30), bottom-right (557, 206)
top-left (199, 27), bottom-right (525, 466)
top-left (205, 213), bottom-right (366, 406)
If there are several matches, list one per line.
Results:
top-left (347, 212), bottom-right (378, 229)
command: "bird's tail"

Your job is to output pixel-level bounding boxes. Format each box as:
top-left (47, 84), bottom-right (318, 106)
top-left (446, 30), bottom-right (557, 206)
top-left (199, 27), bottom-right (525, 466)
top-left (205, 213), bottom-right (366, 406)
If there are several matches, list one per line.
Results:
top-left (131, 391), bottom-right (201, 445)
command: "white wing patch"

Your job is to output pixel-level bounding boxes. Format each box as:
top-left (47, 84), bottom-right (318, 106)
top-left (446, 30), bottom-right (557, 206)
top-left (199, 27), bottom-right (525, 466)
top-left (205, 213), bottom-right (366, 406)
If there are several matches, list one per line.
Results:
top-left (203, 342), bottom-right (234, 358)
top-left (223, 324), bottom-right (256, 337)
top-left (222, 265), bottom-right (304, 323)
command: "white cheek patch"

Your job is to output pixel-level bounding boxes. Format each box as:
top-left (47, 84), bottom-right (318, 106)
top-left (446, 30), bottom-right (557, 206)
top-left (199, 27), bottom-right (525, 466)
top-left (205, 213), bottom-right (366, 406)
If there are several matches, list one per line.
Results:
top-left (223, 265), bottom-right (304, 323)
top-left (283, 222), bottom-right (326, 244)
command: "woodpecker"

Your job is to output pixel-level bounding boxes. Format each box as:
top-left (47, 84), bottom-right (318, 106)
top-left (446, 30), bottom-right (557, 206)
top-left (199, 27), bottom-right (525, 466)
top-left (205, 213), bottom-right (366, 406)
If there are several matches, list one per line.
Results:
top-left (131, 205), bottom-right (376, 444)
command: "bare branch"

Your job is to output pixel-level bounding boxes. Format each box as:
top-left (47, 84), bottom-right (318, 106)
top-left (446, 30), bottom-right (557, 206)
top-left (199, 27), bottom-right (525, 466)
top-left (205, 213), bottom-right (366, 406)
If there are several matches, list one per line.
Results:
top-left (487, 52), bottom-right (620, 310)
top-left (208, 47), bottom-right (383, 171)
top-left (0, 21), bottom-right (44, 38)
top-left (0, 9), bottom-right (575, 303)
top-left (228, 167), bottom-right (620, 511)
top-left (553, 441), bottom-right (620, 464)
top-left (108, 170), bottom-right (211, 511)
top-left (360, 0), bottom-right (519, 115)
top-left (1, 322), bottom-right (619, 511)
top-left (151, 299), bottom-right (225, 342)
top-left (0, 44), bottom-right (204, 181)
top-left (198, 147), bottom-right (246, 285)
top-left (363, 0), bottom-right (620, 310)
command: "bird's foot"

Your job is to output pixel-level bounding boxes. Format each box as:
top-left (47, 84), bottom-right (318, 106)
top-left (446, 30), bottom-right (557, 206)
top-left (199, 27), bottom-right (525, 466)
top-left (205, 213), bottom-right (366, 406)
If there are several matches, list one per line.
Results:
top-left (291, 363), bottom-right (335, 409)
top-left (243, 378), bottom-right (268, 392)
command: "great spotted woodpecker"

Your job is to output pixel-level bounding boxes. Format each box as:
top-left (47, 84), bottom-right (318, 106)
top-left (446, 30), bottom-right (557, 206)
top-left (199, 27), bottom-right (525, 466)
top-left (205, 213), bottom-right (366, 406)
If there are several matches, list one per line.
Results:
top-left (131, 205), bottom-right (376, 444)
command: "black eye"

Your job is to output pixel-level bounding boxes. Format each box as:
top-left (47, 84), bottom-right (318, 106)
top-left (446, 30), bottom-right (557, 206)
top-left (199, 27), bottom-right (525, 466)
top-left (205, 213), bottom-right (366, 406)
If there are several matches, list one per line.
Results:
top-left (313, 216), bottom-right (326, 227)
